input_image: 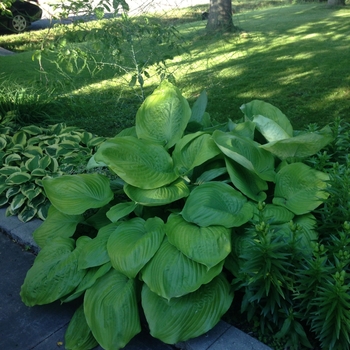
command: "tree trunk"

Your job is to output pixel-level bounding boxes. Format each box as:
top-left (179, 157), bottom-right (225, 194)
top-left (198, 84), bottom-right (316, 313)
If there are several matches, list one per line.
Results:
top-left (206, 0), bottom-right (234, 33)
top-left (327, 0), bottom-right (345, 5)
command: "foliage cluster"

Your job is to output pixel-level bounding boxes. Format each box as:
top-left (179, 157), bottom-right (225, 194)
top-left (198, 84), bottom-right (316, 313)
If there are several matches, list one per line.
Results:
top-left (0, 122), bottom-right (105, 222)
top-left (19, 81), bottom-right (345, 349)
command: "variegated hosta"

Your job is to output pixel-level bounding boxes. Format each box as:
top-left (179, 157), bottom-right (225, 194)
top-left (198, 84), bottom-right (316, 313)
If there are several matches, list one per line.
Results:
top-left (0, 123), bottom-right (105, 222)
top-left (20, 81), bottom-right (333, 349)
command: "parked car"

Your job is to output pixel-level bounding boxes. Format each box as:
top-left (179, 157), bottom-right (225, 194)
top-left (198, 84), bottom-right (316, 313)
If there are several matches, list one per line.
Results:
top-left (0, 0), bottom-right (42, 33)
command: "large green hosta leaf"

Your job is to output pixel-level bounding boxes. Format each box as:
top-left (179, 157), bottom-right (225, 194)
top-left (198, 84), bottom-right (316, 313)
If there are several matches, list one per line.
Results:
top-left (63, 263), bottom-right (112, 303)
top-left (65, 304), bottom-right (98, 350)
top-left (106, 202), bottom-right (137, 222)
top-left (260, 125), bottom-right (334, 159)
top-left (225, 157), bottom-right (267, 202)
top-left (252, 114), bottom-right (291, 142)
top-left (94, 136), bottom-right (178, 189)
top-left (78, 223), bottom-right (120, 269)
top-left (124, 178), bottom-right (189, 206)
top-left (84, 269), bottom-right (141, 350)
top-left (43, 173), bottom-right (113, 215)
top-left (172, 132), bottom-right (220, 176)
top-left (142, 274), bottom-right (233, 344)
top-left (241, 100), bottom-right (293, 138)
top-left (20, 237), bottom-right (88, 306)
top-left (213, 130), bottom-right (276, 182)
top-left (166, 214), bottom-right (231, 268)
top-left (181, 182), bottom-right (253, 228)
top-left (273, 162), bottom-right (329, 215)
top-left (135, 80), bottom-right (191, 149)
top-left (33, 205), bottom-right (83, 248)
top-left (141, 238), bottom-right (224, 300)
top-left (107, 217), bottom-right (165, 278)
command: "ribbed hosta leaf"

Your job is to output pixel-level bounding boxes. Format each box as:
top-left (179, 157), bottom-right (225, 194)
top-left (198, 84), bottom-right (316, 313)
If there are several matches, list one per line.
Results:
top-left (273, 162), bottom-right (329, 215)
top-left (43, 173), bottom-right (114, 215)
top-left (142, 274), bottom-right (233, 344)
top-left (225, 157), bottom-right (267, 202)
top-left (107, 217), bottom-right (165, 278)
top-left (241, 100), bottom-right (293, 137)
top-left (65, 304), bottom-right (98, 350)
top-left (106, 202), bottom-right (137, 222)
top-left (213, 130), bottom-right (276, 182)
top-left (78, 223), bottom-right (119, 269)
top-left (260, 125), bottom-right (334, 159)
top-left (84, 269), bottom-right (141, 350)
top-left (182, 182), bottom-right (253, 228)
top-left (63, 263), bottom-right (112, 303)
top-left (94, 136), bottom-right (177, 189)
top-left (33, 205), bottom-right (83, 248)
top-left (166, 214), bottom-right (231, 268)
top-left (124, 178), bottom-right (189, 206)
top-left (20, 237), bottom-right (88, 306)
top-left (136, 80), bottom-right (191, 149)
top-left (172, 132), bottom-right (220, 176)
top-left (252, 204), bottom-right (295, 225)
top-left (141, 238), bottom-right (224, 300)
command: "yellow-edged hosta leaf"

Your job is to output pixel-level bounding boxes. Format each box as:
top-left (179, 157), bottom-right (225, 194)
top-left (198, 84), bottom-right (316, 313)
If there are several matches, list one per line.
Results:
top-left (84, 269), bottom-right (141, 350)
top-left (141, 238), bottom-right (224, 300)
top-left (43, 173), bottom-right (114, 215)
top-left (166, 214), bottom-right (231, 268)
top-left (142, 273), bottom-right (233, 344)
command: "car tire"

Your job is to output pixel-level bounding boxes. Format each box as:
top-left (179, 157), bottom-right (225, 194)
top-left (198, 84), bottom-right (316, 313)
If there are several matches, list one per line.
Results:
top-left (9, 12), bottom-right (29, 33)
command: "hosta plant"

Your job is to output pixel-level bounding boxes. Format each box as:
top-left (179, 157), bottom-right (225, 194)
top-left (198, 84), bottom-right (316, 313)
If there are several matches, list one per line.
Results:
top-left (0, 123), bottom-right (105, 222)
top-left (20, 81), bottom-right (333, 349)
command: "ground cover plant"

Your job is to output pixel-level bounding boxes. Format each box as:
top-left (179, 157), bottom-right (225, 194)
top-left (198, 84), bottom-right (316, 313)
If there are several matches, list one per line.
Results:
top-left (19, 81), bottom-right (343, 349)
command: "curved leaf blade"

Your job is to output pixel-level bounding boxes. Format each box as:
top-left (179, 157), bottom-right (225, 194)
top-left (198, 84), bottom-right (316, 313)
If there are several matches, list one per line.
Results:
top-left (65, 304), bottom-right (98, 350)
top-left (124, 178), bottom-right (189, 206)
top-left (182, 182), bottom-right (253, 228)
top-left (84, 269), bottom-right (141, 350)
top-left (172, 132), bottom-right (221, 176)
top-left (136, 80), bottom-right (191, 149)
top-left (241, 100), bottom-right (293, 137)
top-left (107, 217), bottom-right (165, 278)
top-left (95, 136), bottom-right (177, 189)
top-left (43, 173), bottom-right (114, 215)
top-left (20, 237), bottom-right (87, 306)
top-left (142, 274), bottom-right (233, 344)
top-left (166, 214), bottom-right (231, 268)
top-left (33, 205), bottom-right (83, 248)
top-left (213, 130), bottom-right (276, 182)
top-left (141, 238), bottom-right (224, 300)
top-left (273, 162), bottom-right (329, 215)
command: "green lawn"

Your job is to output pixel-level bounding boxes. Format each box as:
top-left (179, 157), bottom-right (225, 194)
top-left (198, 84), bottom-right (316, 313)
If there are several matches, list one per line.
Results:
top-left (0, 2), bottom-right (349, 136)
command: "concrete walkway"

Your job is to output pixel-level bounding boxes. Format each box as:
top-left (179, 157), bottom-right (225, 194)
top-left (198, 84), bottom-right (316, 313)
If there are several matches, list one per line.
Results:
top-left (0, 208), bottom-right (272, 350)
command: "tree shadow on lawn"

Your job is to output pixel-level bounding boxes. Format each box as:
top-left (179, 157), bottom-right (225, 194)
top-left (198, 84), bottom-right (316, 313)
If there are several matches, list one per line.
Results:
top-left (175, 4), bottom-right (350, 130)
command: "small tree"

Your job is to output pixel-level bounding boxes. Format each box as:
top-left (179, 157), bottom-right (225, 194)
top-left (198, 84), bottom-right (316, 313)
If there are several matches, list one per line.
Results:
top-left (206, 0), bottom-right (234, 33)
